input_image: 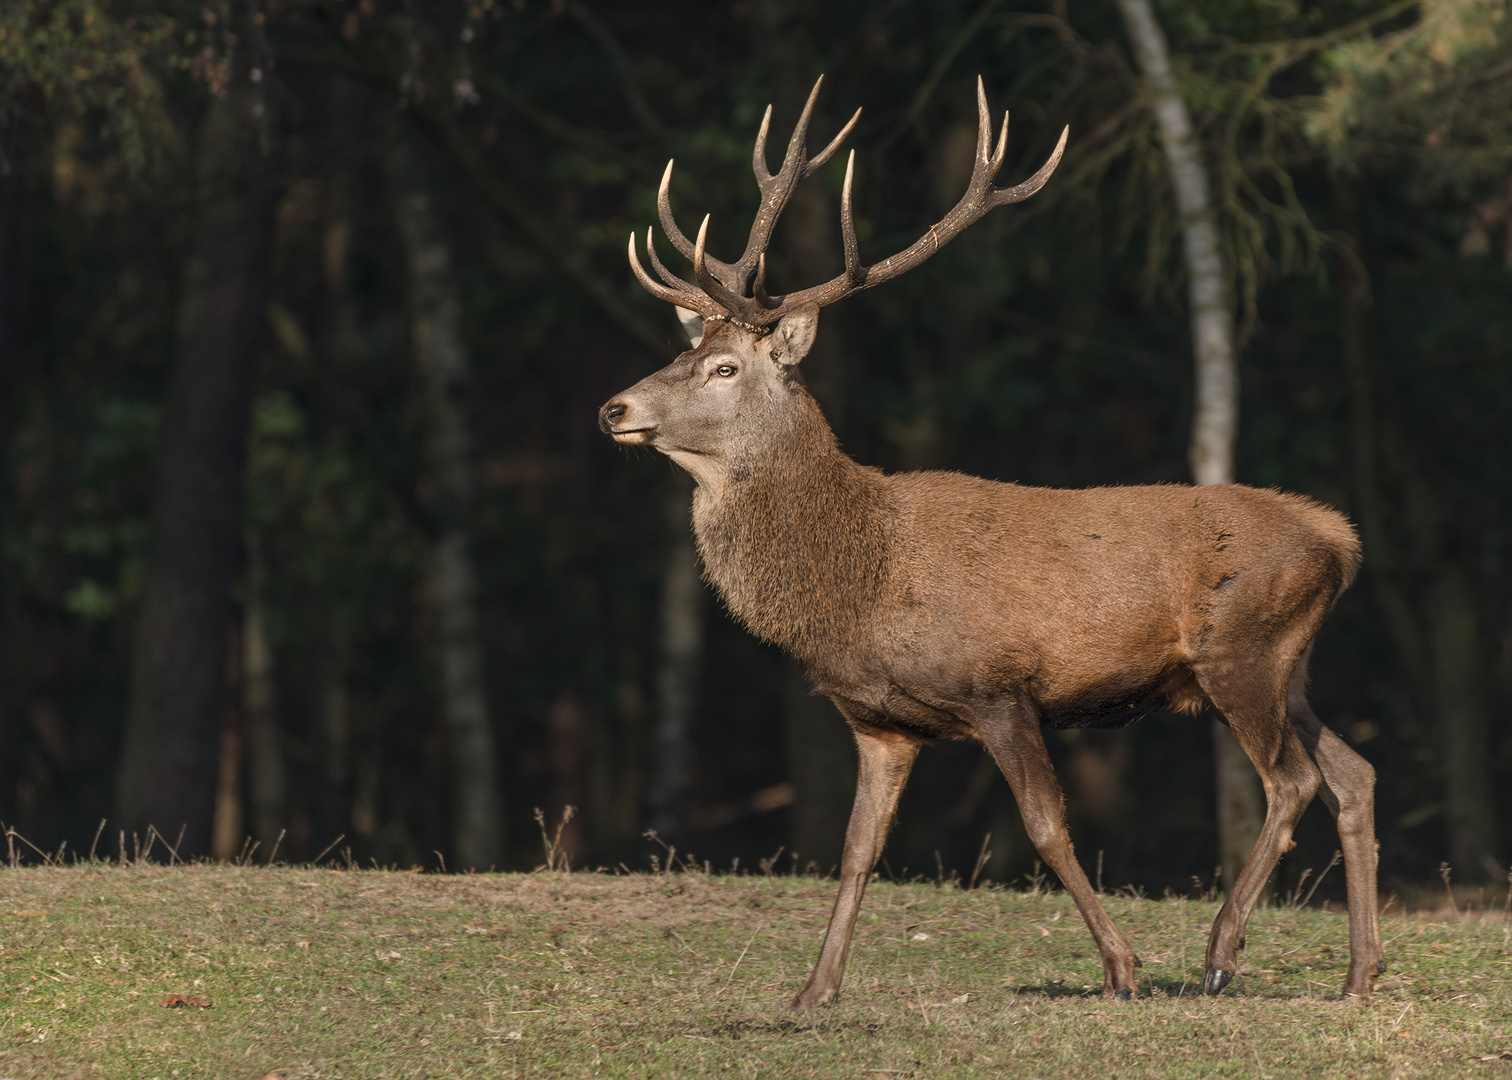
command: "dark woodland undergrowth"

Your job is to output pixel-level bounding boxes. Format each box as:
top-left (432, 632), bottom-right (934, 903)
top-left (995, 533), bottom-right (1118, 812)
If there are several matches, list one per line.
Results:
top-left (1, 864), bottom-right (1510, 1079)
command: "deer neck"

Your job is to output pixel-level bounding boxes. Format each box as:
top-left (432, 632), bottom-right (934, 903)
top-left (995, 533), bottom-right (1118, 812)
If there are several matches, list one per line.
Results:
top-left (689, 389), bottom-right (893, 662)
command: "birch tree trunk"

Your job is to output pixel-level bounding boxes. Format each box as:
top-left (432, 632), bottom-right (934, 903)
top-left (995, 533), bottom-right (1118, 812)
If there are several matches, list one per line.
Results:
top-left (1116, 0), bottom-right (1265, 895)
top-left (117, 52), bottom-right (283, 855)
top-left (388, 127), bottom-right (504, 870)
top-left (646, 473), bottom-right (703, 843)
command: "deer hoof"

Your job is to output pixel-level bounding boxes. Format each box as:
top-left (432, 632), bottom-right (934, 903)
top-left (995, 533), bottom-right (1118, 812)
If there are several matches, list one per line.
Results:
top-left (1203, 968), bottom-right (1232, 996)
top-left (1376, 959), bottom-right (1388, 975)
top-left (791, 985), bottom-right (837, 1011)
top-left (1115, 989), bottom-right (1133, 1001)
top-left (1132, 955), bottom-right (1143, 969)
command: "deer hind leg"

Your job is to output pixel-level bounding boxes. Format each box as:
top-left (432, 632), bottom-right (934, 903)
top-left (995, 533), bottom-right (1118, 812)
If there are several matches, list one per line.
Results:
top-left (977, 697), bottom-right (1141, 999)
top-left (793, 720), bottom-right (920, 1010)
top-left (1288, 661), bottom-right (1384, 999)
top-left (1193, 658), bottom-right (1323, 995)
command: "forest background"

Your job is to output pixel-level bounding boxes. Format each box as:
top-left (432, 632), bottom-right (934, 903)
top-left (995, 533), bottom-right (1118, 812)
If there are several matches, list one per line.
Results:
top-left (1, 0), bottom-right (1508, 898)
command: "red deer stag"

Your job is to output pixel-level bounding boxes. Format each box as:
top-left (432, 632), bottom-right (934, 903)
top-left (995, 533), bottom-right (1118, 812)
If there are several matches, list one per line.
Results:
top-left (600, 76), bottom-right (1383, 1006)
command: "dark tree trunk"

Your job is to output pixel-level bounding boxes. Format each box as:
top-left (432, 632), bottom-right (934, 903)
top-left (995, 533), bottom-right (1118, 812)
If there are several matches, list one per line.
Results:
top-left (1423, 569), bottom-right (1499, 876)
top-left (784, 668), bottom-right (857, 873)
top-left (1336, 179), bottom-right (1502, 881)
top-left (0, 105), bottom-right (23, 817)
top-left (647, 473), bottom-right (703, 844)
top-left (0, 107), bottom-right (20, 467)
top-left (387, 124), bottom-right (504, 870)
top-left (116, 66), bottom-right (284, 855)
top-left (242, 537), bottom-right (286, 855)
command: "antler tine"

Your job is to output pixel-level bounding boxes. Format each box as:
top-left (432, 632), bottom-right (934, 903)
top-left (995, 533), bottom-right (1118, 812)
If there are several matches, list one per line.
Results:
top-left (629, 232), bottom-right (722, 315)
top-left (692, 215), bottom-right (711, 277)
top-left (989, 110), bottom-right (1011, 178)
top-left (656, 161), bottom-right (697, 261)
top-left (775, 76), bottom-right (824, 189)
top-left (973, 76), bottom-right (993, 175)
top-left (753, 253), bottom-right (772, 308)
top-left (645, 228), bottom-right (700, 293)
top-left (989, 124), bottom-right (1069, 207)
top-left (752, 105), bottom-right (775, 185)
top-left (693, 215), bottom-right (763, 319)
top-left (806, 107), bottom-right (862, 177)
top-left (658, 160), bottom-right (740, 283)
top-left (840, 150), bottom-right (862, 285)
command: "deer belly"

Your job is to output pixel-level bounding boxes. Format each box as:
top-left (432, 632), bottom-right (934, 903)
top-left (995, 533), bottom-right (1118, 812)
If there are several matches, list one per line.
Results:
top-left (825, 684), bottom-right (977, 741)
top-left (1037, 666), bottom-right (1206, 730)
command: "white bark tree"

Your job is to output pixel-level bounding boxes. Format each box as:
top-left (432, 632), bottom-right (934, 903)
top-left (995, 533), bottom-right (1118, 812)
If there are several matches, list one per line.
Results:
top-left (1116, 0), bottom-right (1266, 894)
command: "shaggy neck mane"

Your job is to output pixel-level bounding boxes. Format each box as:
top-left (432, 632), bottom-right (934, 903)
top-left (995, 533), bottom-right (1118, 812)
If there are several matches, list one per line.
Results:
top-left (690, 387), bottom-right (894, 664)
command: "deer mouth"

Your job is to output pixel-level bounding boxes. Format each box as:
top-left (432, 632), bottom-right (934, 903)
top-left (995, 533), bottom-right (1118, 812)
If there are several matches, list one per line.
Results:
top-left (610, 427), bottom-right (656, 445)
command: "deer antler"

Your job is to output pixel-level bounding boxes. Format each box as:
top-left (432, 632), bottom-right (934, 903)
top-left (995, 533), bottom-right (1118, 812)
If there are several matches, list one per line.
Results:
top-left (654, 76), bottom-right (860, 299)
top-left (628, 76), bottom-right (1068, 327)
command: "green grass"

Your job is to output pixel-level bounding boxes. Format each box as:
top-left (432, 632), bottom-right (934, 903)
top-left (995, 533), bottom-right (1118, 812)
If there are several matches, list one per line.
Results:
top-left (2, 865), bottom-right (1509, 1078)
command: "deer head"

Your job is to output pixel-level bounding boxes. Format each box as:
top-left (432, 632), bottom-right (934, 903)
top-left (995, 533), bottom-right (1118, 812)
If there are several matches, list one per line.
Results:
top-left (599, 75), bottom-right (1068, 488)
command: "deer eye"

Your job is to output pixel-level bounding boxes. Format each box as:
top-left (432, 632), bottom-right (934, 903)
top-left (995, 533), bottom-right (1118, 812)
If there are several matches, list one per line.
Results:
top-left (714, 363), bottom-right (737, 378)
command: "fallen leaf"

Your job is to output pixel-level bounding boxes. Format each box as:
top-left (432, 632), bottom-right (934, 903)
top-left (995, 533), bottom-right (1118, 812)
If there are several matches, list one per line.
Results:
top-left (158, 994), bottom-right (212, 1008)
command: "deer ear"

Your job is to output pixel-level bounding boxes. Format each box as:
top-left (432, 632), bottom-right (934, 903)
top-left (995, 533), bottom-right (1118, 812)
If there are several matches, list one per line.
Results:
top-left (764, 304), bottom-right (820, 366)
top-left (675, 307), bottom-right (704, 348)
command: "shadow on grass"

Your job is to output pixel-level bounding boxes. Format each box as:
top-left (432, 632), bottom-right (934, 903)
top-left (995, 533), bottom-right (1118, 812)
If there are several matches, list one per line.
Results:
top-left (1008, 982), bottom-right (1108, 999)
top-left (1005, 978), bottom-right (1240, 999)
top-left (713, 1019), bottom-right (887, 1040)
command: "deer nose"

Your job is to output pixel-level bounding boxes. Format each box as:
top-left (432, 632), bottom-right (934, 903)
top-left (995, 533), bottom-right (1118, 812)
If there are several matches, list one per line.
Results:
top-left (599, 400), bottom-right (628, 433)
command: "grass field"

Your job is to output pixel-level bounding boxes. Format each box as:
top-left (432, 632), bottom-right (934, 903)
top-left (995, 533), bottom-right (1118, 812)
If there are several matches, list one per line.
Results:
top-left (2, 862), bottom-right (1510, 1079)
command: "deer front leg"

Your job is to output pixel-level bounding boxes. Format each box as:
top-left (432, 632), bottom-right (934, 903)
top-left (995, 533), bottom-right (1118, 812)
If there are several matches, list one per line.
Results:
top-left (977, 697), bottom-right (1141, 998)
top-left (792, 723), bottom-right (920, 1010)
